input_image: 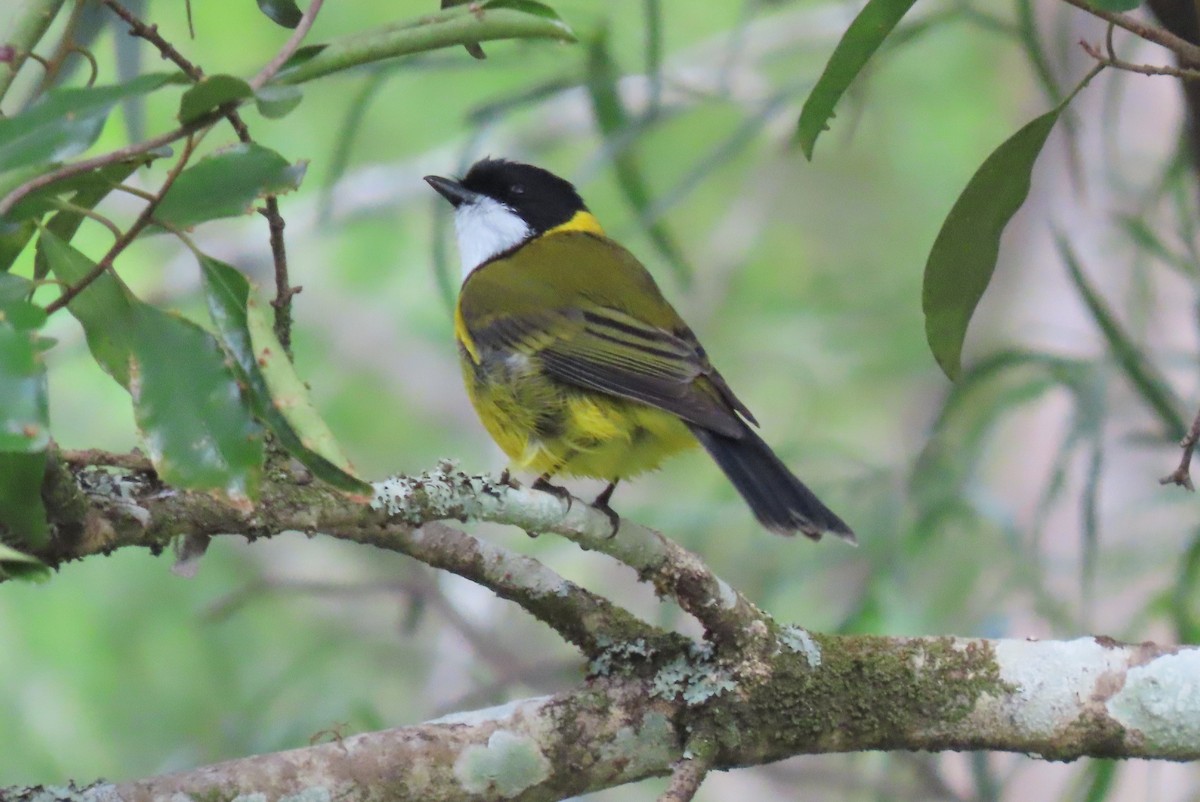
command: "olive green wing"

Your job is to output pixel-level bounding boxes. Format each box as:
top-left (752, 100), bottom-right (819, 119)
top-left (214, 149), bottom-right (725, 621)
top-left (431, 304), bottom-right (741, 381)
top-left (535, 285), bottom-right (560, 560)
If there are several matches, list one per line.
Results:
top-left (460, 232), bottom-right (756, 436)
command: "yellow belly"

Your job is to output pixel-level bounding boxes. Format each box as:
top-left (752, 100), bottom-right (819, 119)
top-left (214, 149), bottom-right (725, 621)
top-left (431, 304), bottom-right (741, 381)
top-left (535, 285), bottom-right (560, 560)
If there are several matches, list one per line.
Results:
top-left (460, 349), bottom-right (696, 480)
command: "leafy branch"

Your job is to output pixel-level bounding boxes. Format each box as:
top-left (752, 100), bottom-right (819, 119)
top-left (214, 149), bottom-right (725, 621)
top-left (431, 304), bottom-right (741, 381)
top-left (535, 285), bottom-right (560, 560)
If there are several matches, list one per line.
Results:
top-left (0, 0), bottom-right (577, 551)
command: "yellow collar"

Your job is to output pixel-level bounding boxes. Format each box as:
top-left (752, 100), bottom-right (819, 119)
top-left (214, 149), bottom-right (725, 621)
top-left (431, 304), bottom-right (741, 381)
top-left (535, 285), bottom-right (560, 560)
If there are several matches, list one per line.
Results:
top-left (545, 210), bottom-right (605, 237)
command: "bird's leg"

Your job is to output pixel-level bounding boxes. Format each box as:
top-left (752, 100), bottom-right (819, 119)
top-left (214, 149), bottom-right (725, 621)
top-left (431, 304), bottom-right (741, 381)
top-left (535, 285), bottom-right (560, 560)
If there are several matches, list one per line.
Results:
top-left (497, 468), bottom-right (518, 488)
top-left (591, 480), bottom-right (620, 537)
top-left (532, 472), bottom-right (573, 511)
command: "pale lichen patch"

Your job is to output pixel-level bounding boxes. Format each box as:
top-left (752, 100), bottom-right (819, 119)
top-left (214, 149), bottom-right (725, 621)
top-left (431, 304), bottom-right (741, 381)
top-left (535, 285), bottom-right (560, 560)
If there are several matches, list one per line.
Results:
top-left (453, 730), bottom-right (551, 797)
top-left (778, 625), bottom-right (822, 668)
top-left (994, 637), bottom-right (1127, 737)
top-left (1108, 650), bottom-right (1200, 755)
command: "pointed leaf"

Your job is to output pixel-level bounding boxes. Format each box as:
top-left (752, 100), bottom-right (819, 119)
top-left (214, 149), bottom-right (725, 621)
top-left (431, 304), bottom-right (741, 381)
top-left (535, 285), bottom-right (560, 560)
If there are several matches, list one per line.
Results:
top-left (796, 0), bottom-right (919, 159)
top-left (38, 232), bottom-right (264, 500)
top-left (0, 538), bottom-right (50, 581)
top-left (32, 158), bottom-right (148, 279)
top-left (0, 273), bottom-right (33, 307)
top-left (128, 303), bottom-right (263, 503)
top-left (155, 143), bottom-right (307, 229)
top-left (179, 74), bottom-right (254, 124)
top-left (257, 0), bottom-right (303, 28)
top-left (254, 84), bottom-right (304, 119)
top-left (200, 255), bottom-right (369, 493)
top-left (0, 72), bottom-right (180, 174)
top-left (923, 107), bottom-right (1063, 379)
top-left (38, 230), bottom-right (137, 386)
top-left (0, 221), bottom-right (36, 271)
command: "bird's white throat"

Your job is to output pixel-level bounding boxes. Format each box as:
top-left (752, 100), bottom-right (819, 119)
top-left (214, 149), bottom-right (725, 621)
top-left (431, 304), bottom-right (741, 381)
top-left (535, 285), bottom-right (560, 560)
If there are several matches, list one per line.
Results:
top-left (453, 197), bottom-right (532, 279)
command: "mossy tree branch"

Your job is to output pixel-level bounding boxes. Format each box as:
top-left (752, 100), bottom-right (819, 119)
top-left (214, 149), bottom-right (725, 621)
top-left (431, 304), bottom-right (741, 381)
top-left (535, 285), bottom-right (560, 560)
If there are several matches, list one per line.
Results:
top-left (3, 633), bottom-right (1197, 802)
top-left (9, 448), bottom-right (1200, 802)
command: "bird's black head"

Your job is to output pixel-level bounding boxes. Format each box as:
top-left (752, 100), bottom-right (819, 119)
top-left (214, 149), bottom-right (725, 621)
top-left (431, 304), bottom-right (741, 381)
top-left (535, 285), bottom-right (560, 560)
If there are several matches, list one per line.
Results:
top-left (425, 158), bottom-right (602, 276)
top-left (427, 158), bottom-right (587, 234)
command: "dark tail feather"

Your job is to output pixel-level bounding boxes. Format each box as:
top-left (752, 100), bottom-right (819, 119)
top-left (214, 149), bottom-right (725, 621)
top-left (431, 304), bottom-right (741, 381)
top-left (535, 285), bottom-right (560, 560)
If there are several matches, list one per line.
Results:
top-left (689, 423), bottom-right (855, 542)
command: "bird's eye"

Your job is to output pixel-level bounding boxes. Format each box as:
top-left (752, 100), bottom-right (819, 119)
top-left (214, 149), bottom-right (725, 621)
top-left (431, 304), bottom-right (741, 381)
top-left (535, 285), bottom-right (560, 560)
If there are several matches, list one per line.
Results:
top-left (510, 184), bottom-right (525, 195)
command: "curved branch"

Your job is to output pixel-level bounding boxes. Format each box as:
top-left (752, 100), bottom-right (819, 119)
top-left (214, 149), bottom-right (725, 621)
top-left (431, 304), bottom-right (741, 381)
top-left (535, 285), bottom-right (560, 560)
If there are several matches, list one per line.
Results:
top-left (34, 453), bottom-right (684, 658)
top-left (372, 467), bottom-right (773, 650)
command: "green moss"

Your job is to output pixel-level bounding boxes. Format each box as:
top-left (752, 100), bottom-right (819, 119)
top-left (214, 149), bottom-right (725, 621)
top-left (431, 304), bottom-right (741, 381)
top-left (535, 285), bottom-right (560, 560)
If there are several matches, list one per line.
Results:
top-left (729, 635), bottom-right (1009, 762)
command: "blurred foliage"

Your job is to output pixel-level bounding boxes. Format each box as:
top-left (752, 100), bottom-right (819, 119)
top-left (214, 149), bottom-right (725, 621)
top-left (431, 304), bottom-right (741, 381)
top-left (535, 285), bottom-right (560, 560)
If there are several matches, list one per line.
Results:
top-left (0, 0), bottom-right (1198, 800)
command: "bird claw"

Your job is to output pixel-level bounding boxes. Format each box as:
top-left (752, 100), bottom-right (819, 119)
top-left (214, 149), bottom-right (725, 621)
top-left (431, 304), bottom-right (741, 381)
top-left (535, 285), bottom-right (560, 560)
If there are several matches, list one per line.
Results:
top-left (591, 497), bottom-right (620, 538)
top-left (532, 476), bottom-right (573, 512)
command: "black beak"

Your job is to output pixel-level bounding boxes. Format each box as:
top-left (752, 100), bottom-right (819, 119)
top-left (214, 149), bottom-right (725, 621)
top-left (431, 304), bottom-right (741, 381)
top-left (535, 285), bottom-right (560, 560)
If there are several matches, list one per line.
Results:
top-left (424, 175), bottom-right (480, 208)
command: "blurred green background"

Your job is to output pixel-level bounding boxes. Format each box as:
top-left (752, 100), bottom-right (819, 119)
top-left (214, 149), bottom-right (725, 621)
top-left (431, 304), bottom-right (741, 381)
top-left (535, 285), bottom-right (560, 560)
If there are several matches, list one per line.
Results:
top-left (3, 0), bottom-right (1199, 799)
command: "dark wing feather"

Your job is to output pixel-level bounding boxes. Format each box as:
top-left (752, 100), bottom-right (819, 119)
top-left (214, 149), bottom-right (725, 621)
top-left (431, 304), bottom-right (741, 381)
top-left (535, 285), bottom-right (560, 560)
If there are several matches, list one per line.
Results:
top-left (461, 232), bottom-right (755, 437)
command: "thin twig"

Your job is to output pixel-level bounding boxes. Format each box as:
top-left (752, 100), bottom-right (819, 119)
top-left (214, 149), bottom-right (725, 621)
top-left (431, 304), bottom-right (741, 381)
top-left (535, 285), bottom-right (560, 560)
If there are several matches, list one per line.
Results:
top-left (49, 199), bottom-right (123, 239)
top-left (44, 136), bottom-right (197, 314)
top-left (0, 0), bottom-right (67, 105)
top-left (245, 0), bottom-right (326, 350)
top-left (659, 737), bottom-right (715, 802)
top-left (101, 0), bottom-right (315, 350)
top-left (1161, 405), bottom-right (1200, 489)
top-left (112, 182), bottom-right (157, 202)
top-left (30, 0), bottom-right (87, 97)
top-left (0, 111), bottom-right (216, 216)
top-left (1080, 38), bottom-right (1200, 80)
top-left (101, 0), bottom-right (204, 79)
top-left (1059, 0), bottom-right (1200, 66)
top-left (68, 45), bottom-right (99, 87)
top-left (249, 0), bottom-right (325, 90)
top-left (262, 196), bottom-right (298, 351)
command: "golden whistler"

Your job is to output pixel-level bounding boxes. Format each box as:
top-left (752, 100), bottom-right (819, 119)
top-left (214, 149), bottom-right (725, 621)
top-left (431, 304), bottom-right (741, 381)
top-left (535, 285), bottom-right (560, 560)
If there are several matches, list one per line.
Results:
top-left (426, 159), bottom-right (853, 541)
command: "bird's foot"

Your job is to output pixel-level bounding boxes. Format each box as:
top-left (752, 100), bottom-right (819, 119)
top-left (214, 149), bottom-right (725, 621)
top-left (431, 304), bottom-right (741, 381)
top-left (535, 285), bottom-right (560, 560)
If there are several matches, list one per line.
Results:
top-left (532, 475), bottom-right (573, 512)
top-left (591, 482), bottom-right (620, 538)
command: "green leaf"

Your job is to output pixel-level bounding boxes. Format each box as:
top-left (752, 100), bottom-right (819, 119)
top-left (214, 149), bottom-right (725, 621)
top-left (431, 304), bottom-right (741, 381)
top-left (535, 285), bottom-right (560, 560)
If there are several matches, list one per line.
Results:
top-left (179, 74), bottom-right (254, 124)
top-left (0, 72), bottom-right (181, 174)
top-left (32, 158), bottom-right (148, 279)
top-left (4, 149), bottom-right (164, 223)
top-left (795, 0), bottom-right (919, 159)
top-left (0, 273), bottom-right (34, 307)
top-left (0, 317), bottom-right (50, 453)
top-left (257, 0), bottom-right (303, 28)
top-left (0, 219), bottom-right (36, 271)
top-left (1090, 0), bottom-right (1139, 9)
top-left (0, 538), bottom-right (50, 582)
top-left (922, 107), bottom-right (1062, 379)
top-left (128, 303), bottom-right (264, 502)
top-left (254, 84), bottom-right (304, 119)
top-left (38, 232), bottom-right (264, 500)
top-left (39, 229), bottom-right (137, 387)
top-left (1057, 235), bottom-right (1186, 439)
top-left (200, 255), bottom-right (370, 494)
top-left (274, 0), bottom-right (575, 85)
top-left (155, 143), bottom-right (307, 230)
top-left (0, 273), bottom-right (46, 334)
top-left (585, 33), bottom-right (690, 283)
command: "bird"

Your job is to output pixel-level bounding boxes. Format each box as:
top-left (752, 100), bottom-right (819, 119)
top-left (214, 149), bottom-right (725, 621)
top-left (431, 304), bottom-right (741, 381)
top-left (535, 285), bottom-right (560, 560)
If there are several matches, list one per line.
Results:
top-left (424, 158), bottom-right (854, 542)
